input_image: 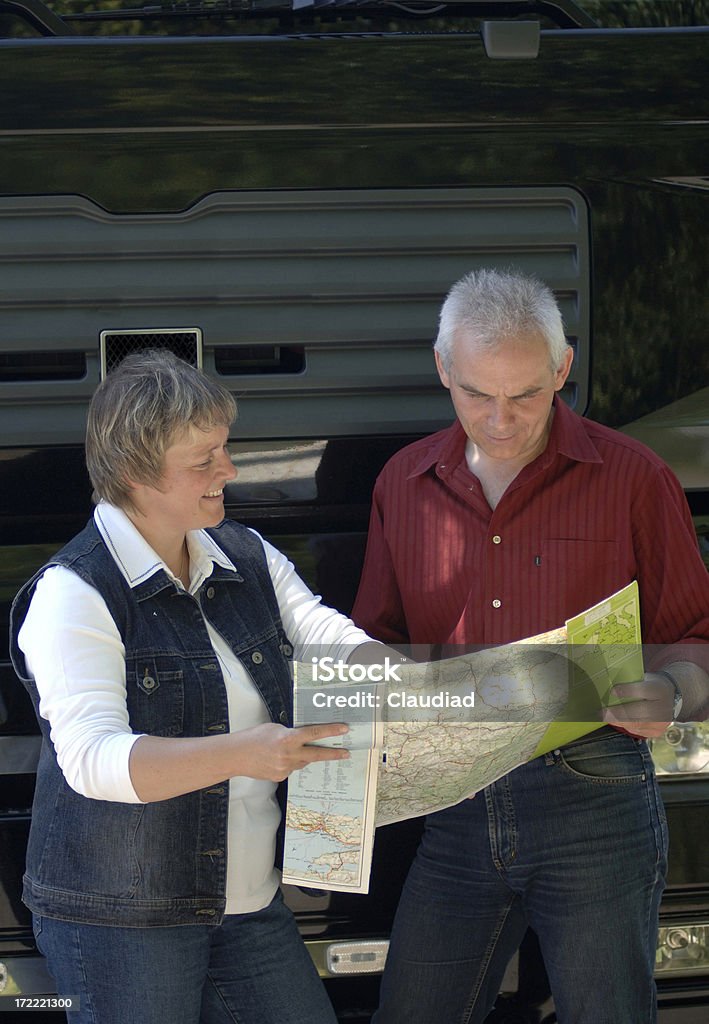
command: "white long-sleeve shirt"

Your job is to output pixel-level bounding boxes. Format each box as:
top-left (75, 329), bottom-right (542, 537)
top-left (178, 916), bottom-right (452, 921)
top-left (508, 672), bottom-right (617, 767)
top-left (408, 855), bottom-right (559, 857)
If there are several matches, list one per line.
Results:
top-left (18, 503), bottom-right (372, 913)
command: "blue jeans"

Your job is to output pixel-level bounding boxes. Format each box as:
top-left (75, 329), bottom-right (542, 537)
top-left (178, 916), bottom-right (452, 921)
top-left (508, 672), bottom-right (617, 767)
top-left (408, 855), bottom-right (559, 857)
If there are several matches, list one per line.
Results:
top-left (33, 890), bottom-right (337, 1024)
top-left (374, 729), bottom-right (668, 1024)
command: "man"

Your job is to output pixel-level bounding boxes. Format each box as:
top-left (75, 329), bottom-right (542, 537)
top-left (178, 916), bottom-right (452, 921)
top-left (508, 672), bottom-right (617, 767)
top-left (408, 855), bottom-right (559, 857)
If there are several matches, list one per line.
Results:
top-left (352, 268), bottom-right (709, 1024)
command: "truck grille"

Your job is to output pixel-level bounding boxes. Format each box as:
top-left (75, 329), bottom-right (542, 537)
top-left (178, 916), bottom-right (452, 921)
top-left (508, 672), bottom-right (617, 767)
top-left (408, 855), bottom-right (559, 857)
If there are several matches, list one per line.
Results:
top-left (99, 329), bottom-right (202, 379)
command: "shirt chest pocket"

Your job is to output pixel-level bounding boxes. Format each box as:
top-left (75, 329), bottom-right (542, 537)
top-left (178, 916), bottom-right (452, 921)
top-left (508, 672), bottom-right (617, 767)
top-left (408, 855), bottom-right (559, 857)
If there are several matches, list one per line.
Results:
top-left (126, 656), bottom-right (185, 738)
top-left (540, 538), bottom-right (622, 615)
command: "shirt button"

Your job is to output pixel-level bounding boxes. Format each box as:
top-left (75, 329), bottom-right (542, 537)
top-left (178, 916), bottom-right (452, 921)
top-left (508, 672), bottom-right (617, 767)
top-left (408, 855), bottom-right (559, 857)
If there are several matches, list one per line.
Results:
top-left (492, 535), bottom-right (502, 545)
top-left (206, 586), bottom-right (215, 599)
top-left (251, 650), bottom-right (264, 665)
top-left (492, 599), bottom-right (502, 609)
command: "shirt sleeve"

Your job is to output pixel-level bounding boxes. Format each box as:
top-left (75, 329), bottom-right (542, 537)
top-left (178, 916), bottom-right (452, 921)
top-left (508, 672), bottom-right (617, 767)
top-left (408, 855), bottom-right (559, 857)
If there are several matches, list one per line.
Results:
top-left (351, 473), bottom-right (410, 644)
top-left (18, 566), bottom-right (144, 803)
top-left (254, 532), bottom-right (375, 661)
top-left (632, 460), bottom-right (709, 687)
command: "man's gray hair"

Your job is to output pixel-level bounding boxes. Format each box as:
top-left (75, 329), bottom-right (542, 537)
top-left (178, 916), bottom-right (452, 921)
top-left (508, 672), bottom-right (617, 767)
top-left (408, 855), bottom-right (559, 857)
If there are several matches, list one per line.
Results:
top-left (434, 268), bottom-right (570, 372)
top-left (86, 349), bottom-right (237, 511)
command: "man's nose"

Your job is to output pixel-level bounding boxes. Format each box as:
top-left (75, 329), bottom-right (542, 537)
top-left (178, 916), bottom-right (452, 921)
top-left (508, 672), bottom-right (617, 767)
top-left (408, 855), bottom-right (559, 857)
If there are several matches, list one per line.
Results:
top-left (488, 398), bottom-right (515, 427)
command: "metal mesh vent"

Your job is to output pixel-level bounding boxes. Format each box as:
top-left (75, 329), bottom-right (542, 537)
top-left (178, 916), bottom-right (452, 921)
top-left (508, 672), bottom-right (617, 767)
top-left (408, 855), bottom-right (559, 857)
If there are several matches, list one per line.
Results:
top-left (99, 329), bottom-right (202, 379)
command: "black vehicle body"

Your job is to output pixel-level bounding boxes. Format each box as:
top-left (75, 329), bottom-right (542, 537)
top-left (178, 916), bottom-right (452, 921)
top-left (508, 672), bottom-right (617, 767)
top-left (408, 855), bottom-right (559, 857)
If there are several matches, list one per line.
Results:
top-left (0, 1), bottom-right (708, 1020)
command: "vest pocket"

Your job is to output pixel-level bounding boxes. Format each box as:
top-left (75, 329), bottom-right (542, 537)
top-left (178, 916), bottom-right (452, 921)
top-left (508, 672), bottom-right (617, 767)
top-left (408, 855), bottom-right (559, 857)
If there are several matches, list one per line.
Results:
top-left (126, 656), bottom-right (184, 737)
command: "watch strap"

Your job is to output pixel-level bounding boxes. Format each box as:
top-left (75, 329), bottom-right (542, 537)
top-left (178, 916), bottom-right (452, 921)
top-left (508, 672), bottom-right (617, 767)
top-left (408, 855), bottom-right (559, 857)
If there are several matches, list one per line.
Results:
top-left (655, 669), bottom-right (683, 723)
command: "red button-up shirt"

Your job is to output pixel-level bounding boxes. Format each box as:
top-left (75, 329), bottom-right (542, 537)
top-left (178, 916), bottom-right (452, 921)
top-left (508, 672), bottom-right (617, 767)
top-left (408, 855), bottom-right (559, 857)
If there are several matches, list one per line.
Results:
top-left (352, 399), bottom-right (709, 668)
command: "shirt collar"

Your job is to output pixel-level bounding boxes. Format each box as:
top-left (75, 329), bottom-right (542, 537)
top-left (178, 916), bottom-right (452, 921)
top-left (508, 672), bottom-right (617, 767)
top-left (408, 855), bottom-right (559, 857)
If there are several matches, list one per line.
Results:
top-left (407, 396), bottom-right (603, 480)
top-left (407, 421), bottom-right (467, 480)
top-left (93, 502), bottom-right (236, 591)
top-left (547, 395), bottom-right (604, 465)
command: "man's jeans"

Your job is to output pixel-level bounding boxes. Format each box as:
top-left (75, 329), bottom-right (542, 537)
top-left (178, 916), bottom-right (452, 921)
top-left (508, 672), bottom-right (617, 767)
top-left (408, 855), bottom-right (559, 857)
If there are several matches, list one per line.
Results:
top-left (374, 729), bottom-right (668, 1024)
top-left (33, 890), bottom-right (337, 1024)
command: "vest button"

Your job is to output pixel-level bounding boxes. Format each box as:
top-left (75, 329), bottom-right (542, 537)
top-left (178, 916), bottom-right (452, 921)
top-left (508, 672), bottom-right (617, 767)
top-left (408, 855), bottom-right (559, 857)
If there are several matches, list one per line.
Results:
top-left (279, 710), bottom-right (289, 724)
top-left (206, 586), bottom-right (216, 599)
top-left (281, 643), bottom-right (293, 658)
top-left (142, 675), bottom-right (157, 691)
top-left (251, 650), bottom-right (263, 665)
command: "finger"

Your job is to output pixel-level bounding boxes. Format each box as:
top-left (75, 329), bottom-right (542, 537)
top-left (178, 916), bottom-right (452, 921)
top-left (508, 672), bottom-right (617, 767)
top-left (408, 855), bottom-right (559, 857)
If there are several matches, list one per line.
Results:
top-left (602, 705), bottom-right (670, 737)
top-left (611, 681), bottom-right (667, 702)
top-left (607, 691), bottom-right (672, 721)
top-left (604, 719), bottom-right (670, 739)
top-left (604, 701), bottom-right (666, 723)
top-left (294, 722), bottom-right (350, 744)
top-left (299, 745), bottom-right (351, 765)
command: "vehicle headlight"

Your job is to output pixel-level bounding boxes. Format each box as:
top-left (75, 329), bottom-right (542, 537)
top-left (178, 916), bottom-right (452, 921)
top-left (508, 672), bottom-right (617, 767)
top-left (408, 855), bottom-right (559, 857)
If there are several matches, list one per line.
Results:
top-left (656, 924), bottom-right (709, 976)
top-left (648, 722), bottom-right (709, 776)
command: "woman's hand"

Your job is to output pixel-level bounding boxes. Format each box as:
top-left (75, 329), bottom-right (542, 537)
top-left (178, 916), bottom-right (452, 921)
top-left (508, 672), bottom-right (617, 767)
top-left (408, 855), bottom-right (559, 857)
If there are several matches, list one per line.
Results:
top-left (229, 722), bottom-right (350, 782)
top-left (129, 723), bottom-right (349, 802)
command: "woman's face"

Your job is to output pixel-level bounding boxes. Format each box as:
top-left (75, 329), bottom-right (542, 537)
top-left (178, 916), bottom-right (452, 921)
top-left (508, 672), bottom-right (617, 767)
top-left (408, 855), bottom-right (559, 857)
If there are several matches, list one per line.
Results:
top-left (129, 423), bottom-right (237, 536)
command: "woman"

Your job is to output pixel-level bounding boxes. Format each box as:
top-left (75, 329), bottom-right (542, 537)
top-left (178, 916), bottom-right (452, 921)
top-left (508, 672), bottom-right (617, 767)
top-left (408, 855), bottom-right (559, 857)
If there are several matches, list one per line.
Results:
top-left (9, 349), bottom-right (378, 1024)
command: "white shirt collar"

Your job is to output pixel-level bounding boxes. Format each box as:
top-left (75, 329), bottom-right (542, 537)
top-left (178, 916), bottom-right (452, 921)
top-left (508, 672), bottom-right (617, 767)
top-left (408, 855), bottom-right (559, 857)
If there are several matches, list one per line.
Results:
top-left (93, 502), bottom-right (236, 591)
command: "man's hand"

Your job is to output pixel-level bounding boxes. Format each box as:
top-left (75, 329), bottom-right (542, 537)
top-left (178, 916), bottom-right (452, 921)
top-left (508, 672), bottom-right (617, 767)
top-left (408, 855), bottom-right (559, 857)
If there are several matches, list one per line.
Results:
top-left (602, 672), bottom-right (678, 739)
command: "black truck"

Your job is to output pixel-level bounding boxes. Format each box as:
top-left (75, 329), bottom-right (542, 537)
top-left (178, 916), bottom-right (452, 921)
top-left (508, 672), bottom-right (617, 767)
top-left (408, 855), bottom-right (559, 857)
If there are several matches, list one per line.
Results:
top-left (0, 1), bottom-right (708, 1020)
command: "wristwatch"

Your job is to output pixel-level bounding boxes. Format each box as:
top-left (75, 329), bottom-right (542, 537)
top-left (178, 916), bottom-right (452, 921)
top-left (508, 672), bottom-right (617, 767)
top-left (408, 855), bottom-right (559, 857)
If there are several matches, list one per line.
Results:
top-left (655, 669), bottom-right (683, 724)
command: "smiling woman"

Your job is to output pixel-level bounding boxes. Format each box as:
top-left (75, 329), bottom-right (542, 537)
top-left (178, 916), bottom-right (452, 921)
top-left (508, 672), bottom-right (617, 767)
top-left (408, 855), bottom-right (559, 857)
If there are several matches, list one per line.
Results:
top-left (8, 349), bottom-right (380, 1024)
top-left (126, 423), bottom-right (237, 585)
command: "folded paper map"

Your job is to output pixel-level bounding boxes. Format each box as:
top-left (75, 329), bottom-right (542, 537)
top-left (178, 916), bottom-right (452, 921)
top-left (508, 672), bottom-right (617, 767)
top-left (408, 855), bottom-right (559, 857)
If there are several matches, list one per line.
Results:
top-left (282, 581), bottom-right (642, 893)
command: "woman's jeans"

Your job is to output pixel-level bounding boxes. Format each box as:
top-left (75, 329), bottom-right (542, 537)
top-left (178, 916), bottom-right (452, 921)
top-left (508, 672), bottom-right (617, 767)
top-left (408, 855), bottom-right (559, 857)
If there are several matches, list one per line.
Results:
top-left (33, 889), bottom-right (337, 1024)
top-left (374, 729), bottom-right (668, 1024)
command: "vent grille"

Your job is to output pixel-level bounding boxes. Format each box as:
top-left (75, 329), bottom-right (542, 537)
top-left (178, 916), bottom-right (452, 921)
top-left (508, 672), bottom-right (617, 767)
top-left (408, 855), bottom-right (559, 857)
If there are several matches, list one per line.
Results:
top-left (214, 345), bottom-right (305, 376)
top-left (0, 350), bottom-right (86, 382)
top-left (0, 188), bottom-right (590, 446)
top-left (99, 329), bottom-right (202, 379)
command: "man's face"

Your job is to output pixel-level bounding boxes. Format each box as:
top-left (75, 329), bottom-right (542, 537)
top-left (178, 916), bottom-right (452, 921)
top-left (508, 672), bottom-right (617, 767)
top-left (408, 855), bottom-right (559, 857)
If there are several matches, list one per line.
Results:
top-left (435, 331), bottom-right (573, 466)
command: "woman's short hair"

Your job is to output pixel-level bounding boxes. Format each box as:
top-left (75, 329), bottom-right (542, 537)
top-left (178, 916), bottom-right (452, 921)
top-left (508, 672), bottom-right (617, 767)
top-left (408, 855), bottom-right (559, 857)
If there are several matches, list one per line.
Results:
top-left (434, 268), bottom-right (570, 372)
top-left (86, 349), bottom-right (237, 511)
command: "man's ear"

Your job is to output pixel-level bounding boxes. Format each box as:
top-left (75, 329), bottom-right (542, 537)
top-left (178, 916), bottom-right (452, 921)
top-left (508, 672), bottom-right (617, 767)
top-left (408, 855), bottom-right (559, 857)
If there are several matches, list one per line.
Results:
top-left (554, 346), bottom-right (574, 391)
top-left (434, 349), bottom-right (451, 390)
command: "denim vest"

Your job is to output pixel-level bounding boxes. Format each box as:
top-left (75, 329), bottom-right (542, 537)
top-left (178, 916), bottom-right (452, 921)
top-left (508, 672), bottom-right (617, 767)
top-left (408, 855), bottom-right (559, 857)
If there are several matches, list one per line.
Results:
top-left (9, 518), bottom-right (294, 927)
